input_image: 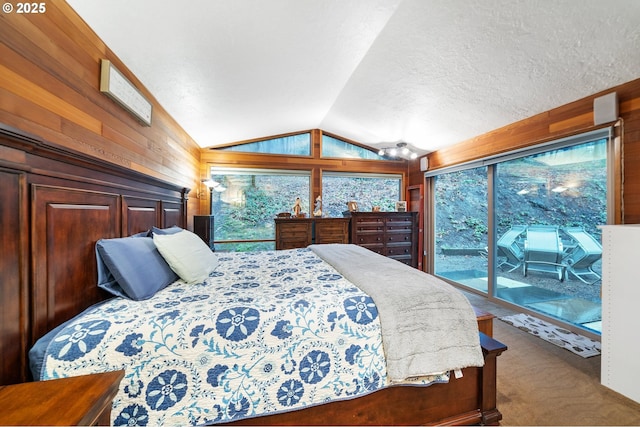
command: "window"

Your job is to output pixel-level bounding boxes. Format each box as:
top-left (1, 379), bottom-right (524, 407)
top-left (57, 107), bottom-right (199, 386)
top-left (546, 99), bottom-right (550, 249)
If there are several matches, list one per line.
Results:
top-left (429, 129), bottom-right (611, 334)
top-left (215, 133), bottom-right (311, 156)
top-left (433, 167), bottom-right (488, 291)
top-left (321, 134), bottom-right (386, 160)
top-left (209, 168), bottom-right (311, 251)
top-left (322, 172), bottom-right (401, 217)
top-left (494, 138), bottom-right (607, 333)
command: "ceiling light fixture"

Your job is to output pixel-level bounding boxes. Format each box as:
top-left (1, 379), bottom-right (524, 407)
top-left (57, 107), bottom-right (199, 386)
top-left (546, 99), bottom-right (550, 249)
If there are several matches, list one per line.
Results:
top-left (378, 142), bottom-right (418, 159)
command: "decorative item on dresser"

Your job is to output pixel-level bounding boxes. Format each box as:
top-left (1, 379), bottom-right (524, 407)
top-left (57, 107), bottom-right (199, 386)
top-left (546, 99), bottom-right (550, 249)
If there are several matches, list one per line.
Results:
top-left (350, 211), bottom-right (419, 268)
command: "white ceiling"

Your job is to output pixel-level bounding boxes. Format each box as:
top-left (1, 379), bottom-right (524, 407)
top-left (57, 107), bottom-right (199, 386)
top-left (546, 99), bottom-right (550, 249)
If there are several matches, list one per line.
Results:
top-left (67, 0), bottom-right (640, 154)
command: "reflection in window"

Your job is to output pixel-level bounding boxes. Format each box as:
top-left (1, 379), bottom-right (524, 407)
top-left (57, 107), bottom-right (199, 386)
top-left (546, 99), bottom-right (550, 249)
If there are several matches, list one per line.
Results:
top-left (322, 172), bottom-right (401, 217)
top-left (215, 133), bottom-right (311, 156)
top-left (433, 167), bottom-right (488, 292)
top-left (430, 134), bottom-right (608, 335)
top-left (494, 139), bottom-right (607, 333)
top-left (209, 169), bottom-right (310, 251)
top-left (321, 134), bottom-right (386, 160)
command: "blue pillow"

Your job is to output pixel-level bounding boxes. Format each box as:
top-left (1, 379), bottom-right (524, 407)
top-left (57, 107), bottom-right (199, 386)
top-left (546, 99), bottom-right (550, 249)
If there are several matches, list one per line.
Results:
top-left (96, 236), bottom-right (178, 300)
top-left (151, 226), bottom-right (183, 235)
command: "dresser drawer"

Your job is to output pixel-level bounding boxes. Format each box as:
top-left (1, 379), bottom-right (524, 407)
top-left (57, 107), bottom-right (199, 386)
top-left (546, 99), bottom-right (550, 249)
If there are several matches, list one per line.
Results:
top-left (359, 244), bottom-right (385, 255)
top-left (385, 245), bottom-right (413, 257)
top-left (354, 217), bottom-right (384, 227)
top-left (385, 215), bottom-right (413, 224)
top-left (386, 232), bottom-right (412, 244)
top-left (388, 255), bottom-right (413, 266)
top-left (354, 226), bottom-right (385, 235)
top-left (278, 222), bottom-right (311, 235)
top-left (354, 234), bottom-right (384, 245)
top-left (275, 220), bottom-right (312, 250)
top-left (315, 220), bottom-right (349, 244)
top-left (386, 223), bottom-right (413, 232)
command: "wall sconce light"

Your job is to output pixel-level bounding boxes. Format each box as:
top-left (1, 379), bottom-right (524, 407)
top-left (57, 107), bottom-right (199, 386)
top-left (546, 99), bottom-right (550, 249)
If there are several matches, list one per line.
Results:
top-left (377, 142), bottom-right (418, 159)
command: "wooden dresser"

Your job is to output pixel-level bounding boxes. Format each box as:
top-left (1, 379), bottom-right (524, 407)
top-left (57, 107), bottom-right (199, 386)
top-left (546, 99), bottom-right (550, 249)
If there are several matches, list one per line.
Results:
top-left (0, 370), bottom-right (124, 426)
top-left (275, 217), bottom-right (350, 250)
top-left (350, 211), bottom-right (419, 267)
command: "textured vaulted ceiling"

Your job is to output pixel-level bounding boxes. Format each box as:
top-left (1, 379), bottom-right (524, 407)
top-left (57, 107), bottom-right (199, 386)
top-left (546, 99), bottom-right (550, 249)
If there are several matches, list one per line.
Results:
top-left (67, 0), bottom-right (640, 154)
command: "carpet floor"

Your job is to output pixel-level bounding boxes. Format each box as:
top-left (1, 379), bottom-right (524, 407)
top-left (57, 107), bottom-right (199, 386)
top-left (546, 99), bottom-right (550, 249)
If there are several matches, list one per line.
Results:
top-left (494, 314), bottom-right (640, 425)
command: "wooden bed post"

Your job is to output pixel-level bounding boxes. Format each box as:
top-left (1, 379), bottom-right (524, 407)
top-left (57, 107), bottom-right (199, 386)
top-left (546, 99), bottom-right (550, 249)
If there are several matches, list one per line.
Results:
top-left (480, 333), bottom-right (508, 425)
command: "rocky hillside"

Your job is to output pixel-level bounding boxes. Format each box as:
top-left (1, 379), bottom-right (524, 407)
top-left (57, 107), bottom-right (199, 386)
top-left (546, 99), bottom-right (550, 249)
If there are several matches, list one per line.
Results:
top-left (435, 157), bottom-right (607, 250)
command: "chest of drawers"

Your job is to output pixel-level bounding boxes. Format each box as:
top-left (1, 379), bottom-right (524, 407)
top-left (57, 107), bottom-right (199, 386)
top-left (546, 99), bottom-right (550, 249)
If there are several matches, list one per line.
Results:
top-left (350, 211), bottom-right (419, 268)
top-left (275, 217), bottom-right (350, 250)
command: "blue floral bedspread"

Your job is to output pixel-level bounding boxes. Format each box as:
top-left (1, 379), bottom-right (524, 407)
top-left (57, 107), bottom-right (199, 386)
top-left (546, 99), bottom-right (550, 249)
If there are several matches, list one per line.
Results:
top-left (39, 248), bottom-right (447, 426)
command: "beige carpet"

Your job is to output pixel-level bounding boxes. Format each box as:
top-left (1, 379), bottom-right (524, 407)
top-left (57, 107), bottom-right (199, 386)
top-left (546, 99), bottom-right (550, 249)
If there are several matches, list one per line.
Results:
top-left (494, 319), bottom-right (640, 425)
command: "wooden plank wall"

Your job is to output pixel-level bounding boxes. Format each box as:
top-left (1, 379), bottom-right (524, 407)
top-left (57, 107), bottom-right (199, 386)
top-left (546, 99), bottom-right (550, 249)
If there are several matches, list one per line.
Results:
top-left (200, 129), bottom-right (410, 213)
top-left (412, 78), bottom-right (640, 224)
top-left (0, 1), bottom-right (201, 225)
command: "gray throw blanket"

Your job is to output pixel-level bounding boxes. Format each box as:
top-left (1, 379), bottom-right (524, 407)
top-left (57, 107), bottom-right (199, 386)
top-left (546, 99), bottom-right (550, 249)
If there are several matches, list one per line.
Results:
top-left (309, 244), bottom-right (484, 383)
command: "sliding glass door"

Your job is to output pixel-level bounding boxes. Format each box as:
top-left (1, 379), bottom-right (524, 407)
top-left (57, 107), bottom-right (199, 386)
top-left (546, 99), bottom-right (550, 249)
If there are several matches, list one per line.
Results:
top-left (430, 131), bottom-right (609, 334)
top-left (494, 139), bottom-right (606, 333)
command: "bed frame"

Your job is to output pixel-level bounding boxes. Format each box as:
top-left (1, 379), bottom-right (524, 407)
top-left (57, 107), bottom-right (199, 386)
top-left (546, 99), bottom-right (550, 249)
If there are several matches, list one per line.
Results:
top-left (0, 123), bottom-right (507, 425)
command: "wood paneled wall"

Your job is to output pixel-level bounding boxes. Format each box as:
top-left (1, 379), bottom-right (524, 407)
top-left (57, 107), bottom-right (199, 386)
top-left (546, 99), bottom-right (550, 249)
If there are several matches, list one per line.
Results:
top-left (414, 78), bottom-right (640, 223)
top-left (0, 1), bottom-right (201, 224)
top-left (200, 129), bottom-right (410, 213)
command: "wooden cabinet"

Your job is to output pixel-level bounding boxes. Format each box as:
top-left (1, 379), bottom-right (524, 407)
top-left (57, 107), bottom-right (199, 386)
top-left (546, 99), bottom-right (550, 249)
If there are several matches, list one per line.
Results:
top-left (193, 215), bottom-right (215, 250)
top-left (315, 218), bottom-right (350, 244)
top-left (0, 370), bottom-right (124, 426)
top-left (275, 218), bottom-right (349, 250)
top-left (350, 212), bottom-right (419, 268)
top-left (275, 214), bottom-right (418, 268)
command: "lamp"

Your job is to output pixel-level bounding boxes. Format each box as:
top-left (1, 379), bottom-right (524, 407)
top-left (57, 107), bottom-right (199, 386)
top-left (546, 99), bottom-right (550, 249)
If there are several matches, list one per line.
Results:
top-left (201, 179), bottom-right (226, 214)
top-left (377, 142), bottom-right (418, 159)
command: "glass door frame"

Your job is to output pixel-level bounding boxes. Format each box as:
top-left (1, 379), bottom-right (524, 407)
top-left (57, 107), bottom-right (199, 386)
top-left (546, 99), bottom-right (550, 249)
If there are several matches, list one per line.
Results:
top-left (423, 126), bottom-right (619, 340)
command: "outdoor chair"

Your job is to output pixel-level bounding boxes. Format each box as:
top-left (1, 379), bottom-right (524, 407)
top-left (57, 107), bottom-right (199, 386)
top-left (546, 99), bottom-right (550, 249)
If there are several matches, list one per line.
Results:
top-left (523, 225), bottom-right (566, 281)
top-left (496, 225), bottom-right (527, 272)
top-left (563, 227), bottom-right (603, 284)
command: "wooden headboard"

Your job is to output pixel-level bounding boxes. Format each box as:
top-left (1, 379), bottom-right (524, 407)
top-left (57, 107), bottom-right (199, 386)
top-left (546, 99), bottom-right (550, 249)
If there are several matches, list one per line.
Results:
top-left (0, 124), bottom-right (189, 385)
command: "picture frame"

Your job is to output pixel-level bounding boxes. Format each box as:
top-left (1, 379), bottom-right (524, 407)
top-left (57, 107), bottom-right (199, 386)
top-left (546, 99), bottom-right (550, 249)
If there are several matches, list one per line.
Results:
top-left (100, 59), bottom-right (153, 126)
top-left (395, 201), bottom-right (407, 212)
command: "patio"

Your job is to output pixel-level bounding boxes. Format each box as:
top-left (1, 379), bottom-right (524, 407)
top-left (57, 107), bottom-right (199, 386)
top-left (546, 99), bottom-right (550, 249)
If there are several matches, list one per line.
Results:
top-left (436, 243), bottom-right (602, 334)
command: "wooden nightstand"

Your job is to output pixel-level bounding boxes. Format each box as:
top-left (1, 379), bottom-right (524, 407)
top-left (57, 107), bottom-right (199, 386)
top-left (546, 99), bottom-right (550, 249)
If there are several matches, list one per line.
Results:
top-left (0, 370), bottom-right (124, 426)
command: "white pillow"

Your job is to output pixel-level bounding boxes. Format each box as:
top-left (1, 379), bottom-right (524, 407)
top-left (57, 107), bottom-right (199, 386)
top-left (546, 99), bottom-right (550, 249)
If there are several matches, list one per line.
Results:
top-left (153, 229), bottom-right (218, 283)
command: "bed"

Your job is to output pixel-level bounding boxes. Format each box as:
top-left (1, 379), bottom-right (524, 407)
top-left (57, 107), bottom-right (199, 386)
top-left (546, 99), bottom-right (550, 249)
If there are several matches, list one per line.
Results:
top-left (1, 124), bottom-right (506, 426)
